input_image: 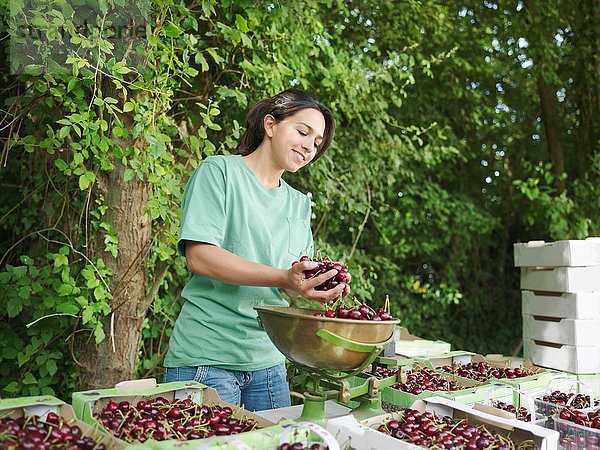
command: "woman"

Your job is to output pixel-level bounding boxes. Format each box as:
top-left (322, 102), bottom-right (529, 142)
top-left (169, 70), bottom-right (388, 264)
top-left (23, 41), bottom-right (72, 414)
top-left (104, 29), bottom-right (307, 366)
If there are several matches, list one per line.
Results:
top-left (163, 89), bottom-right (349, 411)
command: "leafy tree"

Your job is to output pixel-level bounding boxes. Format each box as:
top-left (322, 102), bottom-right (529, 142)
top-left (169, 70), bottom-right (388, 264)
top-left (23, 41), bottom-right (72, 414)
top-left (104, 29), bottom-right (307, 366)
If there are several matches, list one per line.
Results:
top-left (1, 0), bottom-right (598, 397)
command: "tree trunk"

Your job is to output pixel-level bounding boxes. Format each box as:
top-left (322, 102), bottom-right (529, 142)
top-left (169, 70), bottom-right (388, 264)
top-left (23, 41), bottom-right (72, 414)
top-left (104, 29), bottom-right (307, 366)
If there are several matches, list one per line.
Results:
top-left (536, 76), bottom-right (565, 193)
top-left (525, 0), bottom-right (566, 194)
top-left (594, 0), bottom-right (600, 115)
top-left (77, 156), bottom-right (152, 388)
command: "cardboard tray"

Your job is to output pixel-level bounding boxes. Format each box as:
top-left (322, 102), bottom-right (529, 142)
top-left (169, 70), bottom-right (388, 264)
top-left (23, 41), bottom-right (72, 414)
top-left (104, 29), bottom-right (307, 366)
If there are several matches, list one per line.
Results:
top-left (327, 396), bottom-right (559, 450)
top-left (394, 327), bottom-right (452, 357)
top-left (415, 353), bottom-right (551, 384)
top-left (71, 379), bottom-right (276, 446)
top-left (416, 354), bottom-right (557, 408)
top-left (514, 239), bottom-right (600, 268)
top-left (135, 420), bottom-right (341, 450)
top-left (381, 362), bottom-right (492, 408)
top-left (0, 395), bottom-right (126, 449)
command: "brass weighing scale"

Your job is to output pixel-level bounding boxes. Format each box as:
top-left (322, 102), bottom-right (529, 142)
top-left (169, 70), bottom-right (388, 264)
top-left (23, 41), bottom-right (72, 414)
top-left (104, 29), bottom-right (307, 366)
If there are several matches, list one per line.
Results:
top-left (254, 306), bottom-right (400, 423)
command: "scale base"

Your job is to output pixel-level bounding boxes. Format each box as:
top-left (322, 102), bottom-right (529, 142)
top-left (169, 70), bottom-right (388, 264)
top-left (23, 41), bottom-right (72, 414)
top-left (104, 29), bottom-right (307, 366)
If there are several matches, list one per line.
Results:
top-left (350, 396), bottom-right (386, 421)
top-left (297, 394), bottom-right (329, 425)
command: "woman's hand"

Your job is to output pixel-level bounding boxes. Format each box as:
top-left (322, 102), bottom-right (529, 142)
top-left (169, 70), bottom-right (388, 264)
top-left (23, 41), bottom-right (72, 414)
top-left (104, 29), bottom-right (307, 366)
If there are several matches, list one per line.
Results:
top-left (185, 242), bottom-right (350, 304)
top-left (286, 260), bottom-right (351, 304)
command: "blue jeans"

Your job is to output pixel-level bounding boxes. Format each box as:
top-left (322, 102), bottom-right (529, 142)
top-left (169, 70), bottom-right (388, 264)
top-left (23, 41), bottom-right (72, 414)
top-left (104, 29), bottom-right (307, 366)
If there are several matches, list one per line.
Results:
top-left (163, 363), bottom-right (291, 412)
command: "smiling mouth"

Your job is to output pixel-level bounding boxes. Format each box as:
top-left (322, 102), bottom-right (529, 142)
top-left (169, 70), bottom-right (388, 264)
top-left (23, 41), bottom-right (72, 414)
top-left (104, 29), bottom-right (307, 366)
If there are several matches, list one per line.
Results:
top-left (292, 149), bottom-right (306, 162)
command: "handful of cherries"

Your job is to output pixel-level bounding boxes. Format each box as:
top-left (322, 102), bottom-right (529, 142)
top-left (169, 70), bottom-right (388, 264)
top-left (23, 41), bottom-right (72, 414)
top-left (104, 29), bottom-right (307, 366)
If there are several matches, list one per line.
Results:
top-left (376, 408), bottom-right (535, 449)
top-left (294, 255), bottom-right (350, 291)
top-left (313, 296), bottom-right (394, 321)
top-left (0, 413), bottom-right (105, 450)
top-left (95, 396), bottom-right (258, 443)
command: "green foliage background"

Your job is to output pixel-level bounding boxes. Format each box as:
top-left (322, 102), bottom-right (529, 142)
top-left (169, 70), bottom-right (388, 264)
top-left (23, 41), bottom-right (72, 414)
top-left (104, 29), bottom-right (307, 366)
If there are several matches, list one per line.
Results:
top-left (0, 0), bottom-right (598, 398)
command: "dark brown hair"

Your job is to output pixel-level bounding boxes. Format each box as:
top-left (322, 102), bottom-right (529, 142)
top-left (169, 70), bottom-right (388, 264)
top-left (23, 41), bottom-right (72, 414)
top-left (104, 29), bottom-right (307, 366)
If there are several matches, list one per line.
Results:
top-left (236, 89), bottom-right (335, 161)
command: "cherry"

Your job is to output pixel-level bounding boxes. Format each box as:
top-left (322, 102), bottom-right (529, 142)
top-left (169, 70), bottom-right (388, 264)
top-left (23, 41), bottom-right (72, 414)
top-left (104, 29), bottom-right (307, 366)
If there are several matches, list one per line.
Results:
top-left (46, 413), bottom-right (59, 424)
top-left (167, 407), bottom-right (182, 419)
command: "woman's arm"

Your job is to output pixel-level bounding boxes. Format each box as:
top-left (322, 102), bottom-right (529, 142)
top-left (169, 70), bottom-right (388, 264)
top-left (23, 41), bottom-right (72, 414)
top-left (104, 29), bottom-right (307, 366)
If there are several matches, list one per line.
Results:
top-left (185, 241), bottom-right (347, 304)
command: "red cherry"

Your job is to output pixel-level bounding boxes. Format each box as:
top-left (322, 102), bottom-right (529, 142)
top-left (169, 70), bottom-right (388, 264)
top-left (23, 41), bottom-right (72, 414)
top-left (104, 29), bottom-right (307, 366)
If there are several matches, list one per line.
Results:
top-left (46, 412), bottom-right (59, 424)
top-left (348, 309), bottom-right (362, 320)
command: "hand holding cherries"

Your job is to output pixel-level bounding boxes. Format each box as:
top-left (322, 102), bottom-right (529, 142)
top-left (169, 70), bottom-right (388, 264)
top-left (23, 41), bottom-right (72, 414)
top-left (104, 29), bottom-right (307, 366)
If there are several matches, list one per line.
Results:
top-left (293, 255), bottom-right (350, 291)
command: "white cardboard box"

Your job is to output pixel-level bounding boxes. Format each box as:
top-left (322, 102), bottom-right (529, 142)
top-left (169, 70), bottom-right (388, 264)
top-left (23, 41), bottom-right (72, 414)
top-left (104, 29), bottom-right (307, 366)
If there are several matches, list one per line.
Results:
top-left (520, 266), bottom-right (600, 292)
top-left (327, 396), bottom-right (559, 450)
top-left (394, 327), bottom-right (452, 357)
top-left (523, 338), bottom-right (600, 374)
top-left (522, 291), bottom-right (600, 320)
top-left (514, 238), bottom-right (600, 267)
top-left (522, 314), bottom-right (600, 346)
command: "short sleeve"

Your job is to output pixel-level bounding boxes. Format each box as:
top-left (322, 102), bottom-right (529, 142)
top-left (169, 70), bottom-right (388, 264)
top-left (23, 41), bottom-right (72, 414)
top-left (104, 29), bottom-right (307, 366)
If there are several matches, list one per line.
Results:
top-left (177, 160), bottom-right (227, 257)
top-left (306, 202), bottom-right (314, 258)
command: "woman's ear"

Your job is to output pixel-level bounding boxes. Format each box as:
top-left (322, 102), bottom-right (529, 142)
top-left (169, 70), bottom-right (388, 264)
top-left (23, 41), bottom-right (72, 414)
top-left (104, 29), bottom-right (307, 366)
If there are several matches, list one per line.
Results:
top-left (263, 114), bottom-right (275, 138)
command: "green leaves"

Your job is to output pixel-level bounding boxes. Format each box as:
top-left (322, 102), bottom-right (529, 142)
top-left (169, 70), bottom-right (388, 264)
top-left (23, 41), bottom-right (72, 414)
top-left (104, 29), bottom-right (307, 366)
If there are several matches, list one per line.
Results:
top-left (164, 23), bottom-right (182, 37)
top-left (78, 171), bottom-right (96, 190)
top-left (24, 65), bottom-right (44, 76)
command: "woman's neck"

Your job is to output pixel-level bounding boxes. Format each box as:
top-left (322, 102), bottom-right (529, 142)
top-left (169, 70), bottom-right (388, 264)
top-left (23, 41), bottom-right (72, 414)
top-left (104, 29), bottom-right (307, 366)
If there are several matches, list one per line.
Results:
top-left (242, 146), bottom-right (284, 189)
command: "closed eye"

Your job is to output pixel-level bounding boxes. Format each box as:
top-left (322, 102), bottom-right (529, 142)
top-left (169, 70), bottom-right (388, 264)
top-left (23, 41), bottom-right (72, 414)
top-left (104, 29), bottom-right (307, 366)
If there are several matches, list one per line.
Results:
top-left (298, 130), bottom-right (319, 149)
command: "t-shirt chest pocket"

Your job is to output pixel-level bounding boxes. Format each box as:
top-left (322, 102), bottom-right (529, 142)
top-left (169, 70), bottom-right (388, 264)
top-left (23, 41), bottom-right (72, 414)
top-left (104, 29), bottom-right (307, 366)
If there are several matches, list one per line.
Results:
top-left (286, 217), bottom-right (310, 259)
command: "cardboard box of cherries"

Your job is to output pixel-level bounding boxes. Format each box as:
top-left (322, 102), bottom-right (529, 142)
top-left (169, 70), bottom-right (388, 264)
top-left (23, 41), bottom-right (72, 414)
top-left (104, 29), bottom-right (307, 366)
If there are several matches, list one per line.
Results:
top-left (0, 395), bottom-right (126, 450)
top-left (327, 396), bottom-right (559, 450)
top-left (71, 379), bottom-right (334, 449)
top-left (71, 379), bottom-right (273, 446)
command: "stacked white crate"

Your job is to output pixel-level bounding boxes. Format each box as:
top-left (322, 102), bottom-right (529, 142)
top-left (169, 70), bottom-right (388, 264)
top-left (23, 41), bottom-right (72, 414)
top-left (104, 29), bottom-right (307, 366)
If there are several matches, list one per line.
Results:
top-left (514, 238), bottom-right (600, 374)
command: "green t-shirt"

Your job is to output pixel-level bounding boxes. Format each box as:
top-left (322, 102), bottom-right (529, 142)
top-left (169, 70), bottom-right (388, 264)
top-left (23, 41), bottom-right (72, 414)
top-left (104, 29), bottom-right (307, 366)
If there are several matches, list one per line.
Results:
top-left (164, 155), bottom-right (314, 371)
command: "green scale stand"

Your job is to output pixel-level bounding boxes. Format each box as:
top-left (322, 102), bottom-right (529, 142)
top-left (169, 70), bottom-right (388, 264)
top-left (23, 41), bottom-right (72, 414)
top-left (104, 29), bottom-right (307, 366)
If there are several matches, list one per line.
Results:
top-left (254, 306), bottom-right (399, 424)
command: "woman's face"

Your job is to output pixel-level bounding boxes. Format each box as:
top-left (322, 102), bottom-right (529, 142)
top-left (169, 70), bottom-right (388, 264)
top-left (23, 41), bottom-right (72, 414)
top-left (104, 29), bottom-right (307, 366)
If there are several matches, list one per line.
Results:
top-left (266, 108), bottom-right (326, 173)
